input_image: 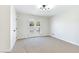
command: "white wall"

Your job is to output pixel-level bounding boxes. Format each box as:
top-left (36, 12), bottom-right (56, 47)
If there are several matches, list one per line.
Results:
top-left (16, 13), bottom-right (50, 39)
top-left (50, 6), bottom-right (79, 46)
top-left (0, 5), bottom-right (10, 52)
top-left (0, 5), bottom-right (16, 52)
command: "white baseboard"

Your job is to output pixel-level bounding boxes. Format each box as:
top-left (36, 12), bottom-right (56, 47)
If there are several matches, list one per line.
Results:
top-left (17, 35), bottom-right (50, 40)
top-left (50, 34), bottom-right (79, 46)
top-left (0, 48), bottom-right (12, 53)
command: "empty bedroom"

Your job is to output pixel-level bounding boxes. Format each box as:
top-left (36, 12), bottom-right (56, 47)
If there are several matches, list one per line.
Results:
top-left (0, 5), bottom-right (79, 53)
top-left (11, 5), bottom-right (79, 53)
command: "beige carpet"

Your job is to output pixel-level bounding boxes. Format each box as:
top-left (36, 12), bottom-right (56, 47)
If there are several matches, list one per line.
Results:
top-left (10, 36), bottom-right (79, 53)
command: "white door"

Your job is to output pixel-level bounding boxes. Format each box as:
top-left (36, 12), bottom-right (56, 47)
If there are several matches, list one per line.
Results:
top-left (10, 6), bottom-right (16, 49)
top-left (28, 20), bottom-right (40, 37)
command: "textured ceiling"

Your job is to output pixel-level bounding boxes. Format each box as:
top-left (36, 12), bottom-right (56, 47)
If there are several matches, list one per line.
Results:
top-left (15, 5), bottom-right (79, 17)
top-left (14, 5), bottom-right (56, 17)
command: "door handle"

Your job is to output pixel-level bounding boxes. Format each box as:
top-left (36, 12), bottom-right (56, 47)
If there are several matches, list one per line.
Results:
top-left (13, 30), bottom-right (16, 32)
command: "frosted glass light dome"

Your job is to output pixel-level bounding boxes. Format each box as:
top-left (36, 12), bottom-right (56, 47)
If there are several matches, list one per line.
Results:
top-left (36, 5), bottom-right (55, 10)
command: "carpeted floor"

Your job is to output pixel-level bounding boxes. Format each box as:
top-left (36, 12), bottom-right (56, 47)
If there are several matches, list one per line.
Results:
top-left (10, 36), bottom-right (79, 53)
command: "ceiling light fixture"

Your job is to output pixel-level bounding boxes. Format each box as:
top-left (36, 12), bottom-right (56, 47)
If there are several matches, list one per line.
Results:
top-left (40, 5), bottom-right (50, 10)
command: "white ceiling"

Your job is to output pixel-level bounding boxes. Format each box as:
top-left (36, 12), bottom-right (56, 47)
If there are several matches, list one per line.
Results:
top-left (14, 5), bottom-right (56, 17)
top-left (15, 5), bottom-right (79, 17)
